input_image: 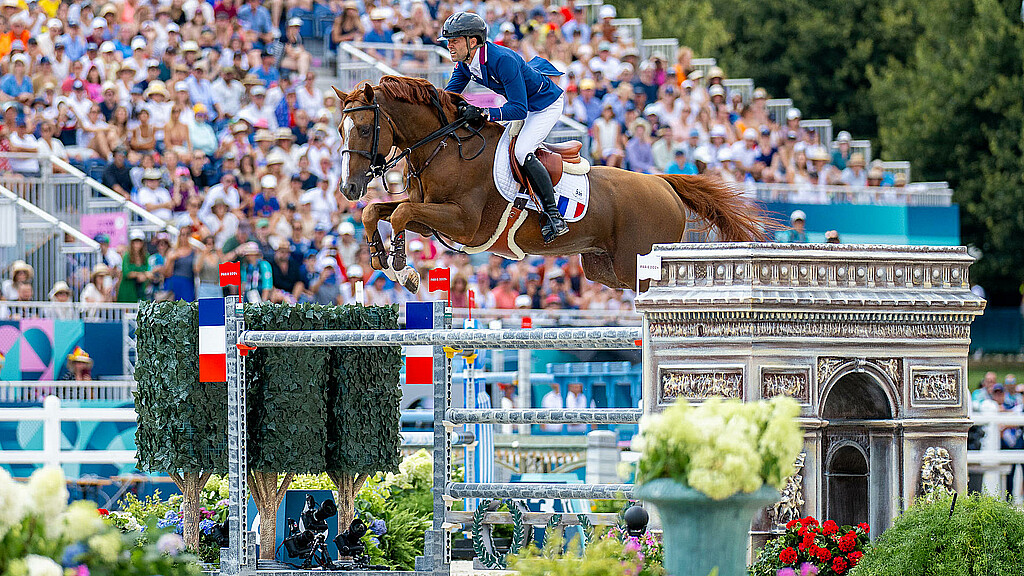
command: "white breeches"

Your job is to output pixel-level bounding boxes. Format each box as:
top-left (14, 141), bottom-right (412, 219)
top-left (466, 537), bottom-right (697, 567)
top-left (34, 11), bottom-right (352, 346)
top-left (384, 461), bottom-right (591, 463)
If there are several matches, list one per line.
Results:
top-left (512, 93), bottom-right (565, 165)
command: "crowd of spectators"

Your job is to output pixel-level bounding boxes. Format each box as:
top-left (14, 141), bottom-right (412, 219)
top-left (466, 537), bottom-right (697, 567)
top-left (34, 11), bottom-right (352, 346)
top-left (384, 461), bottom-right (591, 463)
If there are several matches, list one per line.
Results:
top-left (0, 0), bottom-right (898, 312)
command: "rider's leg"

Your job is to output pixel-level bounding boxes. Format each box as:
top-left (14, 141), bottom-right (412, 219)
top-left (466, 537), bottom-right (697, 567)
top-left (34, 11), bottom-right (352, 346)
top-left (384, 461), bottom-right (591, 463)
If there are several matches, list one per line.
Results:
top-left (514, 94), bottom-right (568, 243)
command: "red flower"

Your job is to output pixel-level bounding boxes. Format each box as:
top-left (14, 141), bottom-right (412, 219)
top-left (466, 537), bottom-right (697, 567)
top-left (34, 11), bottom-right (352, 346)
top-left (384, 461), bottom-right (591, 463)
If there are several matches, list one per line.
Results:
top-left (779, 547), bottom-right (799, 565)
top-left (858, 522), bottom-right (870, 532)
top-left (786, 519), bottom-right (801, 530)
top-left (97, 508), bottom-right (109, 516)
top-left (822, 520), bottom-right (839, 535)
top-left (832, 556), bottom-right (849, 574)
top-left (849, 551), bottom-right (863, 566)
top-left (802, 516), bottom-right (819, 527)
top-left (838, 535), bottom-right (856, 552)
top-left (816, 547), bottom-right (832, 562)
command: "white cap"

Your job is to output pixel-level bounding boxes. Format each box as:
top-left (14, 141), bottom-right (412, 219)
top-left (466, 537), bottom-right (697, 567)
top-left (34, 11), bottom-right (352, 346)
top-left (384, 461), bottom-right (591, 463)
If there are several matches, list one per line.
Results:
top-left (515, 294), bottom-right (531, 308)
top-left (643, 104), bottom-right (659, 116)
top-left (708, 84), bottom-right (725, 97)
top-left (598, 5), bottom-right (616, 18)
top-left (836, 130), bottom-right (852, 142)
top-left (743, 128), bottom-right (757, 140)
top-left (175, 81), bottom-right (189, 92)
top-left (182, 40), bottom-right (199, 52)
top-left (92, 16), bottom-right (107, 28)
top-left (693, 146), bottom-right (713, 165)
top-left (100, 41), bottom-right (115, 53)
top-left (710, 125), bottom-right (726, 138)
top-left (790, 210), bottom-right (806, 222)
top-left (287, 17), bottom-right (303, 27)
top-left (337, 221), bottom-right (355, 236)
top-left (11, 53), bottom-right (28, 66)
top-left (47, 18), bottom-right (62, 29)
top-left (261, 174), bottom-right (277, 188)
top-left (786, 108), bottom-right (801, 120)
top-left (129, 229), bottom-right (146, 241)
top-left (131, 37), bottom-right (147, 50)
top-left (717, 148), bottom-right (732, 162)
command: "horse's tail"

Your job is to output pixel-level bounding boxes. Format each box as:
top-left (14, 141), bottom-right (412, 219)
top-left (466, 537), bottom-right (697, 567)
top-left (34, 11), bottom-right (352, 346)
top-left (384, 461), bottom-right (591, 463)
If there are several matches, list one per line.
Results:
top-left (657, 174), bottom-right (770, 241)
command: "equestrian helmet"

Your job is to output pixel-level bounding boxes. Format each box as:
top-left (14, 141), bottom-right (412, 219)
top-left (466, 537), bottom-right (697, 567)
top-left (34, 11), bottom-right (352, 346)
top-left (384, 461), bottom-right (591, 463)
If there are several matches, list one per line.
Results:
top-left (438, 12), bottom-right (487, 44)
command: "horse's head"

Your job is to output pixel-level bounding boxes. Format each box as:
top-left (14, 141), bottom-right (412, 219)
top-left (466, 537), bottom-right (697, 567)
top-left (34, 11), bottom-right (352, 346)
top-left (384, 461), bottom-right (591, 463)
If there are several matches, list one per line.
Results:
top-left (335, 83), bottom-right (396, 201)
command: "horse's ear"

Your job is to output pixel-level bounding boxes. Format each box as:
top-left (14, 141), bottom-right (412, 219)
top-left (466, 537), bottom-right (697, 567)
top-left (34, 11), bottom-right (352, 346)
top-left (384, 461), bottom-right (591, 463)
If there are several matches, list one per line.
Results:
top-left (363, 83), bottom-right (374, 102)
top-left (696, 159), bottom-right (708, 175)
top-left (332, 86), bottom-right (347, 102)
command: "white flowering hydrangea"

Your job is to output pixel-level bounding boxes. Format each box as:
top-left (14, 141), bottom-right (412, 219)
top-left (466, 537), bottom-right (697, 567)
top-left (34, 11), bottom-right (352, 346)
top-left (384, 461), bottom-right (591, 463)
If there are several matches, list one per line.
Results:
top-left (636, 396), bottom-right (803, 500)
top-left (26, 467), bottom-right (69, 524)
top-left (88, 531), bottom-right (123, 563)
top-left (23, 554), bottom-right (63, 576)
top-left (60, 500), bottom-right (107, 542)
top-left (0, 467), bottom-right (27, 537)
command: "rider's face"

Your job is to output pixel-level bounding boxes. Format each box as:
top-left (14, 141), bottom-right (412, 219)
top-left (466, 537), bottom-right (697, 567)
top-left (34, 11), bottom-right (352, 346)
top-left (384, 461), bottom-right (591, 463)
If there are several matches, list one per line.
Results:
top-left (448, 36), bottom-right (473, 63)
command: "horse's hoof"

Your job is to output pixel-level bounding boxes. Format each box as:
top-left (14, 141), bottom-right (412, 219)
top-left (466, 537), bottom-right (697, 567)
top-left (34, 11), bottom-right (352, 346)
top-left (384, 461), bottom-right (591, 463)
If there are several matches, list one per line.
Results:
top-left (398, 266), bottom-right (420, 293)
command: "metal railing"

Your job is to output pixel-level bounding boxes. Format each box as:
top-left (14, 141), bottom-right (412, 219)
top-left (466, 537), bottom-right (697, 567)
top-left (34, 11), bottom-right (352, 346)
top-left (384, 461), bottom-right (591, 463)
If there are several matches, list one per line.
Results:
top-left (49, 157), bottom-right (202, 249)
top-left (799, 119), bottom-right (833, 147)
top-left (0, 380), bottom-right (136, 403)
top-left (0, 154), bottom-right (86, 228)
top-left (831, 139), bottom-right (873, 164)
top-left (882, 160), bottom-right (911, 183)
top-left (690, 57), bottom-right (718, 81)
top-left (610, 17), bottom-right (643, 43)
top-left (722, 78), bottom-right (754, 104)
top-left (639, 38), bottom-right (678, 62)
top-left (766, 98), bottom-right (793, 125)
top-left (750, 182), bottom-right (953, 207)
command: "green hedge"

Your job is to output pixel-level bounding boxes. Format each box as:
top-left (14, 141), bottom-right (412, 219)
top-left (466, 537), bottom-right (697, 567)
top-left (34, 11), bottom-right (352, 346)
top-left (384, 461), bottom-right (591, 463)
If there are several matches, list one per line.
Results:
top-left (135, 301), bottom-right (402, 477)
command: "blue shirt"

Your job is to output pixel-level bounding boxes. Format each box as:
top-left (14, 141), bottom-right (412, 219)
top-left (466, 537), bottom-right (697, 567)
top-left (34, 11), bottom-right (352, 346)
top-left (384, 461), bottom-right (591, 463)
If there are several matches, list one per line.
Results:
top-left (114, 40), bottom-right (133, 59)
top-left (238, 4), bottom-right (273, 34)
top-left (60, 35), bottom-right (87, 62)
top-left (666, 160), bottom-right (699, 175)
top-left (363, 28), bottom-right (393, 44)
top-left (0, 74), bottom-right (33, 97)
top-left (444, 42), bottom-right (563, 122)
top-left (253, 194), bottom-right (279, 217)
top-left (255, 65), bottom-right (279, 86)
top-left (186, 76), bottom-right (216, 112)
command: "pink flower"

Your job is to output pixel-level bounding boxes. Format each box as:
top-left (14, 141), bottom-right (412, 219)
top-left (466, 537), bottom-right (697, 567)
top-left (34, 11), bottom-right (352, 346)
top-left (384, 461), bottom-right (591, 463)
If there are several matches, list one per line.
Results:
top-left (624, 536), bottom-right (641, 554)
top-left (777, 569), bottom-right (797, 576)
top-left (76, 566), bottom-right (91, 576)
top-left (799, 562), bottom-right (819, 576)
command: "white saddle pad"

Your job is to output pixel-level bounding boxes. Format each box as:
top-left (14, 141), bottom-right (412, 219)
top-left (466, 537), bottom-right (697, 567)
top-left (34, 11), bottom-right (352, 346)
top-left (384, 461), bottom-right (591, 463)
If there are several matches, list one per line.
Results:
top-left (492, 125), bottom-right (591, 223)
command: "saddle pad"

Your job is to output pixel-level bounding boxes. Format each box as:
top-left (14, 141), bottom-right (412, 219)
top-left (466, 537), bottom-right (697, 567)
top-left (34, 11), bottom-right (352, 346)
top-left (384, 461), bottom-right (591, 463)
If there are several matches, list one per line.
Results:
top-left (493, 125), bottom-right (591, 223)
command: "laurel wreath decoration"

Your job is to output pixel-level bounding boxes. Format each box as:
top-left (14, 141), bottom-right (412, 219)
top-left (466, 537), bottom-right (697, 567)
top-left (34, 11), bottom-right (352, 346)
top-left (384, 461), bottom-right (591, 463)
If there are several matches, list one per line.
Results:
top-left (471, 499), bottom-right (530, 569)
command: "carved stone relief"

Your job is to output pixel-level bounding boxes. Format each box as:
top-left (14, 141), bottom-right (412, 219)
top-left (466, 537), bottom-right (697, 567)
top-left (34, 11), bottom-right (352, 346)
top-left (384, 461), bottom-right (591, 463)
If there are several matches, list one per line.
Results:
top-left (660, 368), bottom-right (742, 402)
top-left (761, 369), bottom-right (810, 403)
top-left (911, 368), bottom-right (960, 405)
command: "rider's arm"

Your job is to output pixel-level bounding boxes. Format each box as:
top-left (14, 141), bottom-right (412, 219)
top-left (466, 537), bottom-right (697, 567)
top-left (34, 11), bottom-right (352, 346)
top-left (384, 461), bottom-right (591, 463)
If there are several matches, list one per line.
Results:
top-left (488, 54), bottom-right (527, 122)
top-left (444, 62), bottom-right (470, 94)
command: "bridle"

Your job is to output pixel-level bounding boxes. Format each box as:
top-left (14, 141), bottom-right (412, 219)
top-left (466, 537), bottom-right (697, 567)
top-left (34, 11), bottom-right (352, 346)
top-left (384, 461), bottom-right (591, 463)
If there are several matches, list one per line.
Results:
top-left (339, 85), bottom-right (486, 188)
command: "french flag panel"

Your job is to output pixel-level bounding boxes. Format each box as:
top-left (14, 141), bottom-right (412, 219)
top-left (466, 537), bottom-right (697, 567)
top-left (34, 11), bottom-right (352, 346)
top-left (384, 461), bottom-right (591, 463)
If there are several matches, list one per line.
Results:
top-left (198, 297), bottom-right (227, 383)
top-left (557, 196), bottom-right (585, 219)
top-left (405, 302), bottom-right (434, 385)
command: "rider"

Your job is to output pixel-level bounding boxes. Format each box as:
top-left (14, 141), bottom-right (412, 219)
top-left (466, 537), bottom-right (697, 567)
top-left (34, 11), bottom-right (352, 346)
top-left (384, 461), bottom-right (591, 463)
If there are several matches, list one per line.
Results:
top-left (439, 12), bottom-right (569, 243)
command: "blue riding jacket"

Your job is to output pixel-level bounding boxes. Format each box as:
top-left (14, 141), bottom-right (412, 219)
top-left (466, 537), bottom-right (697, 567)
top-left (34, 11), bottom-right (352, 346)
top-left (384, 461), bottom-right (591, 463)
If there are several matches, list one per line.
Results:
top-left (444, 41), bottom-right (564, 122)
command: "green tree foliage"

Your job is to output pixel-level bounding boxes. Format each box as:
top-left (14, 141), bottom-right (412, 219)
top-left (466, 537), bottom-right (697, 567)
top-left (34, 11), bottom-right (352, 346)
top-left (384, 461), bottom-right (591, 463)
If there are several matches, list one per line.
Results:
top-left (869, 0), bottom-right (1024, 301)
top-left (853, 492), bottom-right (1024, 575)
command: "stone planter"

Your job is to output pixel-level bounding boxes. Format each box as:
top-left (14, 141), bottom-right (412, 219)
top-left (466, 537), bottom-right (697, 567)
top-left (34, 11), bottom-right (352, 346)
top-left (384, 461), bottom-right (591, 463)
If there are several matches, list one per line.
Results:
top-left (635, 479), bottom-right (779, 576)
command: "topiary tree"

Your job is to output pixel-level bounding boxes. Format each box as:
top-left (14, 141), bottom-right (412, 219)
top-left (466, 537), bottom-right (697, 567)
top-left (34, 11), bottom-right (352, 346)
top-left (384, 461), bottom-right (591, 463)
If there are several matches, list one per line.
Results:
top-left (323, 304), bottom-right (403, 532)
top-left (852, 491), bottom-right (1024, 575)
top-left (135, 301), bottom-right (227, 551)
top-left (244, 303), bottom-right (332, 558)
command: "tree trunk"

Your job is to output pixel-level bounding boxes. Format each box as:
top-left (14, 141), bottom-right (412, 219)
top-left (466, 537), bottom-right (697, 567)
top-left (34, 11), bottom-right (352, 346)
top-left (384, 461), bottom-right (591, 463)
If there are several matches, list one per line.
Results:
top-left (169, 471), bottom-right (211, 551)
top-left (328, 471), bottom-right (368, 537)
top-left (249, 470), bottom-right (295, 559)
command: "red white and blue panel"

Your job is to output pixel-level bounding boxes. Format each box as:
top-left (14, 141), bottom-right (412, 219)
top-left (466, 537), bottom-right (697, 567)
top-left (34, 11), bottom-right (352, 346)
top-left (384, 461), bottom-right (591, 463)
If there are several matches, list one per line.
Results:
top-left (557, 195), bottom-right (586, 219)
top-left (198, 297), bottom-right (226, 383)
top-left (404, 302), bottom-right (434, 385)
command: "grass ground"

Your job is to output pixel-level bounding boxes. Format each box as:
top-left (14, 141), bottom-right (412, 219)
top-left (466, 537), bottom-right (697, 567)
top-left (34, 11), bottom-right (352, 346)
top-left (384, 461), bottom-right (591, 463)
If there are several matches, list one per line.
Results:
top-left (968, 358), bottom-right (1024, 390)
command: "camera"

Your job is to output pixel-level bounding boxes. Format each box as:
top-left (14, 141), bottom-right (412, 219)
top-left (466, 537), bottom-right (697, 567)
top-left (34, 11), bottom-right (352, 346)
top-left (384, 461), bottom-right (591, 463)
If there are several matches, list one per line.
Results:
top-left (282, 495), bottom-right (337, 569)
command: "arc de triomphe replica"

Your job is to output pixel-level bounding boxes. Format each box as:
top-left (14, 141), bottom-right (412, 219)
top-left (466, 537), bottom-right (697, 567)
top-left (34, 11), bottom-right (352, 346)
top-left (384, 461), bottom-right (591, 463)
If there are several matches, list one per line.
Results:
top-left (634, 243), bottom-right (985, 538)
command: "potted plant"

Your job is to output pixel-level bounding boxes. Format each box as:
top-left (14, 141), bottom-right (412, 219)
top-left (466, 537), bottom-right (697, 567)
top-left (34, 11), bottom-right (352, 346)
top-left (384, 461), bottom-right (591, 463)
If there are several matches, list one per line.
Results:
top-left (748, 515), bottom-right (869, 575)
top-left (633, 397), bottom-right (803, 576)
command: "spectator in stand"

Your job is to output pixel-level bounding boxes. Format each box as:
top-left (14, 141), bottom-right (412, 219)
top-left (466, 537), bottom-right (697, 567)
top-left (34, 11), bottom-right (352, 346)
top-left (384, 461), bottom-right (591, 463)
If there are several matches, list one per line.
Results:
top-left (570, 77), bottom-right (602, 125)
top-left (831, 131), bottom-right (853, 170)
top-left (625, 119), bottom-right (657, 174)
top-left (330, 1), bottom-right (364, 50)
top-left (81, 263), bottom-right (114, 307)
top-left (807, 146), bottom-right (840, 185)
top-left (162, 226), bottom-right (198, 302)
top-left (135, 168), bottom-right (176, 222)
top-left (540, 382), bottom-right (563, 432)
top-left (591, 102), bottom-right (623, 167)
top-left (116, 229), bottom-right (152, 303)
top-left (666, 148), bottom-right (698, 175)
top-left (778, 210), bottom-right (808, 243)
top-left (8, 117), bottom-right (40, 176)
top-left (102, 146), bottom-right (133, 198)
top-left (237, 0), bottom-right (274, 49)
top-left (840, 153), bottom-right (867, 187)
top-left (0, 52), bottom-right (32, 98)
top-left (363, 8), bottom-right (394, 63)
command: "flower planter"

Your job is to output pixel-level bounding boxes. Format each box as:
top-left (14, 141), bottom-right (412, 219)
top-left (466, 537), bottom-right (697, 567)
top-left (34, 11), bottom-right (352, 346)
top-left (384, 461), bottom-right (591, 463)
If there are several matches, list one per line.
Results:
top-left (635, 479), bottom-right (779, 576)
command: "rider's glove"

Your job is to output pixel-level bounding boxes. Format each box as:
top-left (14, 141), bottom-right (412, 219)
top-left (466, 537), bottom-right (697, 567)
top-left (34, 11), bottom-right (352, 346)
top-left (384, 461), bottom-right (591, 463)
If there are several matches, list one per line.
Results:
top-left (458, 103), bottom-right (487, 127)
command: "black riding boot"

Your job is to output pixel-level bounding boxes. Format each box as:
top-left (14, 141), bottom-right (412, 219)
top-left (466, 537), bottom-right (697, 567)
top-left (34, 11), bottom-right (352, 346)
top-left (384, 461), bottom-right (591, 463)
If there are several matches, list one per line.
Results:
top-left (521, 153), bottom-right (569, 243)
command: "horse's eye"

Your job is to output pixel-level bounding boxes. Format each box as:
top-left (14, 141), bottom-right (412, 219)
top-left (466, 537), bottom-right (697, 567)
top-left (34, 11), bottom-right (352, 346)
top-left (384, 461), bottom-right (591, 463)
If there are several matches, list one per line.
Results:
top-left (359, 126), bottom-right (372, 138)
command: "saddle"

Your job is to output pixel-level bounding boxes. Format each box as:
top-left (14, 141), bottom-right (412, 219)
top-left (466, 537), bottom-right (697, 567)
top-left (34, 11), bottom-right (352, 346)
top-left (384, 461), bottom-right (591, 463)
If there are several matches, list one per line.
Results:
top-left (508, 136), bottom-right (586, 188)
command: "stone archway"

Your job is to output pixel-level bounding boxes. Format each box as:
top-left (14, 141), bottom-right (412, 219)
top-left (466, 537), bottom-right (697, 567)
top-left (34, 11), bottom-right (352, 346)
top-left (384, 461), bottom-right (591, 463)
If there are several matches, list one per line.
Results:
top-left (821, 371), bottom-right (897, 534)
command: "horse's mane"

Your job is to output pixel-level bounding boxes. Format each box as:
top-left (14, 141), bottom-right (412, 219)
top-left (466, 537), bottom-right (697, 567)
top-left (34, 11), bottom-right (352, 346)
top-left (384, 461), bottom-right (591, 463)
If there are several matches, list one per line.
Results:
top-left (346, 76), bottom-right (465, 120)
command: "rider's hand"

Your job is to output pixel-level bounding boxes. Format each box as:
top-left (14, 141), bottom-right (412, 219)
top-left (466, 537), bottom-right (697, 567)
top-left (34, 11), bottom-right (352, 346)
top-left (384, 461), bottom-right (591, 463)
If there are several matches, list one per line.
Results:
top-left (458, 103), bottom-right (486, 127)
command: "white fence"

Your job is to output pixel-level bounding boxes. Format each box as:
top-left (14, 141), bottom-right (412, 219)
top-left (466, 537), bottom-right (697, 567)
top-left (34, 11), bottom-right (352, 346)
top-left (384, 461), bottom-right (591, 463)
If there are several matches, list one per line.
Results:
top-left (749, 182), bottom-right (953, 207)
top-left (968, 412), bottom-right (1024, 503)
top-left (0, 381), bottom-right (136, 403)
top-left (0, 396), bottom-right (138, 468)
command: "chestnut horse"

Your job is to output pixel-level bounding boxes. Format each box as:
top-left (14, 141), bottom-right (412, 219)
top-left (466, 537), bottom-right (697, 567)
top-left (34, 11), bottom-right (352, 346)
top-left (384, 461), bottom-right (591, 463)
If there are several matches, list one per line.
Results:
top-left (334, 76), bottom-right (765, 292)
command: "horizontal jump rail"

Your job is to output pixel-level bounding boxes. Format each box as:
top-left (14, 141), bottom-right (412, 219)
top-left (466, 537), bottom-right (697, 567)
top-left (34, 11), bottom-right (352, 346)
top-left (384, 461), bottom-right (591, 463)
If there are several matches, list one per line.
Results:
top-left (447, 482), bottom-right (634, 500)
top-left (446, 408), bottom-right (642, 424)
top-left (239, 327), bottom-right (643, 350)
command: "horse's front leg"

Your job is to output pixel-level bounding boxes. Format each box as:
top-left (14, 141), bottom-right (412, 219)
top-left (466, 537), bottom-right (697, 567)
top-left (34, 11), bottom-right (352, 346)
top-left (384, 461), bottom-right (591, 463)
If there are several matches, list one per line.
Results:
top-left (388, 202), bottom-right (477, 293)
top-left (361, 200), bottom-right (406, 276)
